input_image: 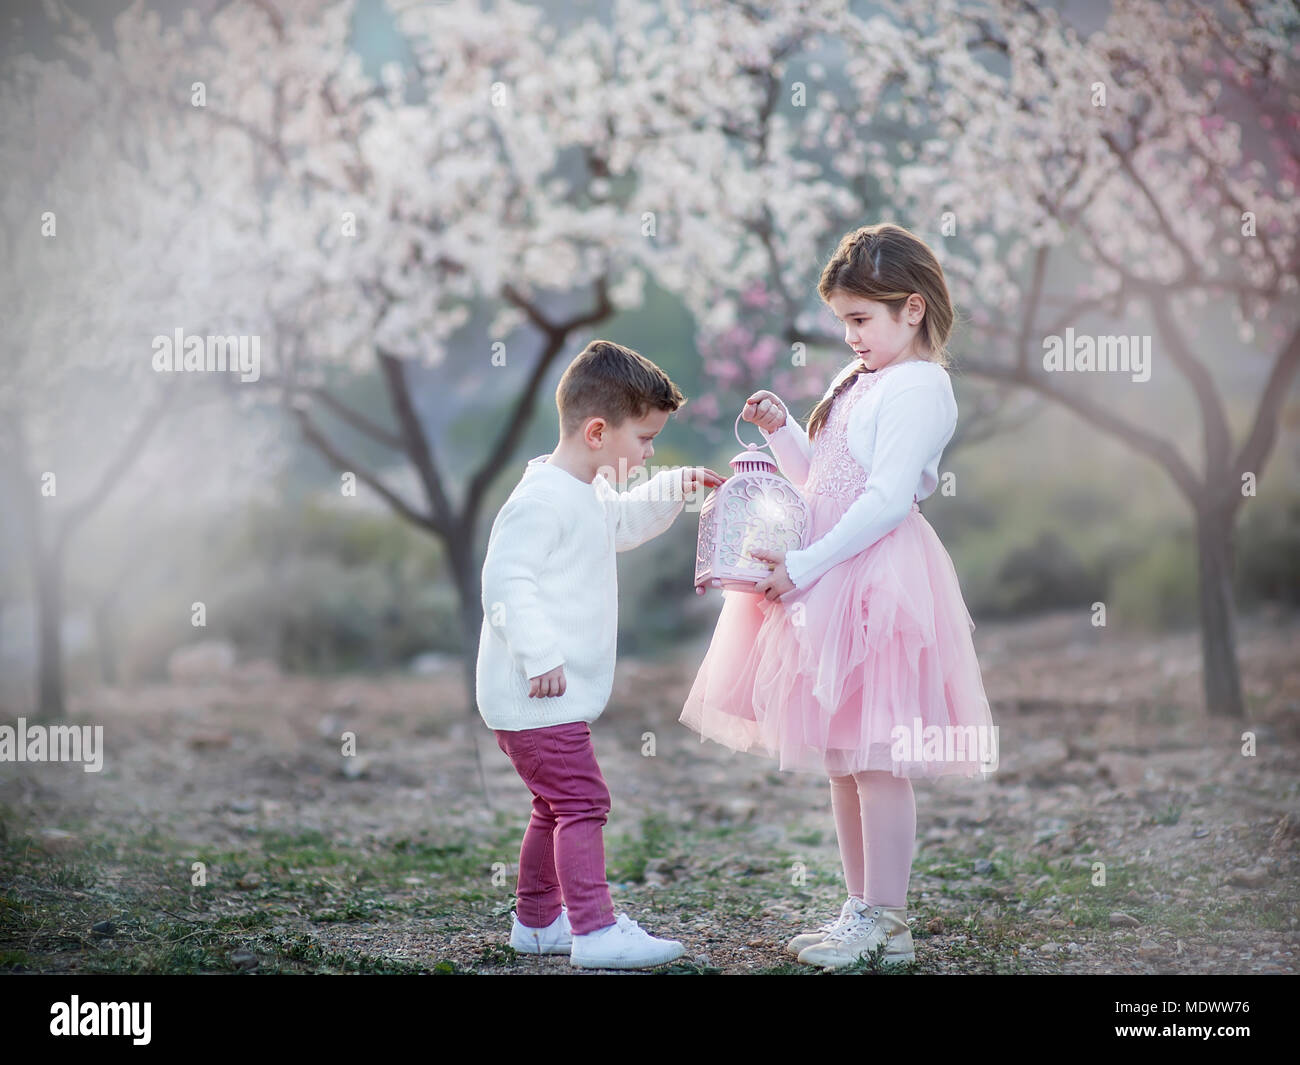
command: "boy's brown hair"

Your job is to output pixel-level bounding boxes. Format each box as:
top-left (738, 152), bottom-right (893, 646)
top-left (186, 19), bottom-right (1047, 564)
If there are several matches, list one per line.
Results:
top-left (556, 340), bottom-right (686, 437)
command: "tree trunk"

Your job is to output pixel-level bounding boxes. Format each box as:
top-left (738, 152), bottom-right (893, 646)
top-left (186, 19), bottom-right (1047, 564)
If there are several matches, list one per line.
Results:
top-left (93, 599), bottom-right (119, 686)
top-left (1194, 502), bottom-right (1245, 719)
top-left (35, 540), bottom-right (66, 721)
top-left (445, 521), bottom-right (492, 804)
top-left (445, 524), bottom-right (483, 717)
top-left (9, 392), bottom-right (175, 722)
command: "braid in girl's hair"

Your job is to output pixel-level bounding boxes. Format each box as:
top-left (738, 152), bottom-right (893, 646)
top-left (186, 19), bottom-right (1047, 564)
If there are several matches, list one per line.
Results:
top-left (803, 363), bottom-right (869, 441)
top-left (802, 222), bottom-right (957, 442)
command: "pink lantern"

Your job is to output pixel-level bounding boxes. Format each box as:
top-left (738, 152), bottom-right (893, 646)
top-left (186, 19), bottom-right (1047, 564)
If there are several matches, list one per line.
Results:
top-left (694, 412), bottom-right (812, 595)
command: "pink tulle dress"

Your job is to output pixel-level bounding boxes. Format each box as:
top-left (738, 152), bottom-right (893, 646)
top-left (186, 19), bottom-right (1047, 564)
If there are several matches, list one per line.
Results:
top-left (680, 367), bottom-right (996, 779)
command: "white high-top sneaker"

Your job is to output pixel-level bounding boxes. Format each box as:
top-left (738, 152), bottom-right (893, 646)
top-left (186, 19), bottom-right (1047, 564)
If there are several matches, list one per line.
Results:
top-left (510, 905), bottom-right (573, 955)
top-left (796, 903), bottom-right (915, 969)
top-left (787, 896), bottom-right (866, 956)
top-left (570, 913), bottom-right (685, 970)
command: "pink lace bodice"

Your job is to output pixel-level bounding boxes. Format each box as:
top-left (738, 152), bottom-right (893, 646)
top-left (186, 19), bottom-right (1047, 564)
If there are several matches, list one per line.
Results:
top-left (803, 365), bottom-right (920, 510)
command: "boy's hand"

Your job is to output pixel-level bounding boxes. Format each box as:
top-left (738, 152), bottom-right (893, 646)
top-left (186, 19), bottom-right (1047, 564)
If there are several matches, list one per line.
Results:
top-left (682, 467), bottom-right (726, 495)
top-left (742, 391), bottom-right (788, 433)
top-left (749, 547), bottom-right (796, 600)
top-left (528, 664), bottom-right (566, 698)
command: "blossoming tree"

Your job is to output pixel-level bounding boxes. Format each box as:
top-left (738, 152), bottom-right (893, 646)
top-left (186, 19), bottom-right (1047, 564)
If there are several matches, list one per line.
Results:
top-left (13, 0), bottom-right (1293, 726)
top-left (629, 0), bottom-right (1298, 719)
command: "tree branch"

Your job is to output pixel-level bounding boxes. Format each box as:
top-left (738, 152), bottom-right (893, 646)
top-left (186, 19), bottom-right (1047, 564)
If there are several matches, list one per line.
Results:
top-left (464, 278), bottom-right (613, 522)
top-left (292, 404), bottom-right (437, 533)
top-left (1016, 245), bottom-right (1051, 375)
top-left (1041, 290), bottom-right (1128, 341)
top-left (1233, 319), bottom-right (1300, 489)
top-left (199, 103), bottom-right (288, 168)
top-left (297, 383), bottom-right (404, 452)
top-left (501, 283), bottom-right (561, 336)
top-left (55, 386), bottom-right (178, 553)
top-left (1143, 289), bottom-right (1234, 489)
top-left (375, 350), bottom-right (454, 534)
top-left (786, 315), bottom-right (1202, 500)
top-left (960, 355), bottom-right (1203, 504)
top-left (1099, 130), bottom-right (1200, 278)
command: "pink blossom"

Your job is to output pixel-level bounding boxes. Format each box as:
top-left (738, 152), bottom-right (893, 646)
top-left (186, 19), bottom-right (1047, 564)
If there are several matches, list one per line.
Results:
top-left (688, 392), bottom-right (720, 421)
top-left (708, 359), bottom-right (742, 387)
top-left (741, 335), bottom-right (779, 374)
top-left (740, 280), bottom-right (770, 309)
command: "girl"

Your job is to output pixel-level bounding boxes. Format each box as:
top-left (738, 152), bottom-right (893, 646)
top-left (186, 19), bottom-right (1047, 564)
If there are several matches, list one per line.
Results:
top-left (680, 222), bottom-right (995, 970)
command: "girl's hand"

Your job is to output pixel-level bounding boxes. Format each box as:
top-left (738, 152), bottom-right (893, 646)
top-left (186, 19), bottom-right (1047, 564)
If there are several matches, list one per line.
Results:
top-left (529, 664), bottom-right (566, 698)
top-left (682, 466), bottom-right (726, 495)
top-left (749, 548), bottom-right (796, 600)
top-left (742, 391), bottom-right (788, 433)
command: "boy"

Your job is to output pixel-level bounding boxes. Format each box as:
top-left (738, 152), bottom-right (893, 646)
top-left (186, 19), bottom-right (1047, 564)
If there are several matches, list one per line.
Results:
top-left (476, 340), bottom-right (724, 969)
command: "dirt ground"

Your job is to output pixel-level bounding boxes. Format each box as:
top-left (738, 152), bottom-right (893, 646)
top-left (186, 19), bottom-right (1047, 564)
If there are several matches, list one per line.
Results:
top-left (1, 606), bottom-right (1296, 975)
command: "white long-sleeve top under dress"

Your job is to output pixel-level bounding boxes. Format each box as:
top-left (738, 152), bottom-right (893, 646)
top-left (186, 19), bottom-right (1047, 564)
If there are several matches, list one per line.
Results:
top-left (475, 454), bottom-right (687, 732)
top-left (758, 358), bottom-right (958, 590)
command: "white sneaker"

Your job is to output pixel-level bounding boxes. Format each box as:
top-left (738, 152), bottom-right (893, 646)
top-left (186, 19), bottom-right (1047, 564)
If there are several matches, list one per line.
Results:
top-left (570, 913), bottom-right (685, 970)
top-left (796, 903), bottom-right (915, 969)
top-left (787, 896), bottom-right (865, 956)
top-left (509, 905), bottom-right (573, 955)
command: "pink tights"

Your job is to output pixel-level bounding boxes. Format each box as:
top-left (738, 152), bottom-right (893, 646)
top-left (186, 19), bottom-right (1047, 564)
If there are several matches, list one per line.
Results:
top-left (828, 771), bottom-right (916, 908)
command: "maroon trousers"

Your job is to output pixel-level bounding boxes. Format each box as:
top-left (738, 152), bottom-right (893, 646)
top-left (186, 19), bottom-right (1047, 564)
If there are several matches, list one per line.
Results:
top-left (495, 721), bottom-right (616, 936)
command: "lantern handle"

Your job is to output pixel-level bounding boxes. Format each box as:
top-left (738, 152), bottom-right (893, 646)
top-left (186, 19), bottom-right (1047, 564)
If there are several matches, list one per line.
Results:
top-left (734, 411), bottom-right (772, 452)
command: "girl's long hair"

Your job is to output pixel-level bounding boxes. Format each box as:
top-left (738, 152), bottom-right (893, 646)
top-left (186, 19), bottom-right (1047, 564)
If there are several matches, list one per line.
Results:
top-left (805, 223), bottom-right (956, 441)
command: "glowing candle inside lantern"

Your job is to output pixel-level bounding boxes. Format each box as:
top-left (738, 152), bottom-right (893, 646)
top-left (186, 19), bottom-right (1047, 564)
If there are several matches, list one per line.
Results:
top-left (694, 412), bottom-right (812, 595)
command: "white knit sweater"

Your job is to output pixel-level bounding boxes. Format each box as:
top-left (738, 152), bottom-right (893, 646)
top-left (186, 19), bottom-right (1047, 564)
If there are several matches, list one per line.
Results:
top-left (475, 454), bottom-right (687, 731)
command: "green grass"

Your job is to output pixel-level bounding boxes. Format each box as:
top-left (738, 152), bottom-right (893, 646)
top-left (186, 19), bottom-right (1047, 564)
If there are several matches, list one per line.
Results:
top-left (790, 829), bottom-right (826, 846)
top-left (3, 794), bottom-right (1292, 974)
top-left (607, 811), bottom-right (676, 883)
top-left (0, 814), bottom-right (526, 974)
